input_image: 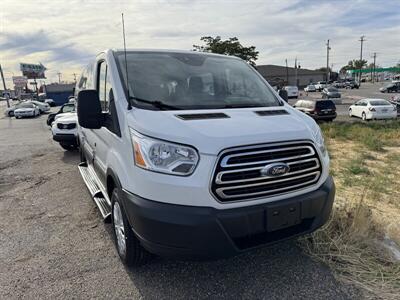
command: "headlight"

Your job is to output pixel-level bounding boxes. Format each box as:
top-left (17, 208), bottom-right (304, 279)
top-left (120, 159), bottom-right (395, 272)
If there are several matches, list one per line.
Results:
top-left (313, 126), bottom-right (327, 156)
top-left (130, 128), bottom-right (199, 176)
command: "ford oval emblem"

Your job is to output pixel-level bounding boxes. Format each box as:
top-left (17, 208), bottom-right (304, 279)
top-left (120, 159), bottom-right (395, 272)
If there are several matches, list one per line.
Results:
top-left (260, 163), bottom-right (290, 177)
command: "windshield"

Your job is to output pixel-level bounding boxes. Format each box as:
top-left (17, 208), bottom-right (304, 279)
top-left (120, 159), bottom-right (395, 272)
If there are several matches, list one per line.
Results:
top-left (316, 101), bottom-right (335, 108)
top-left (370, 100), bottom-right (390, 106)
top-left (62, 104), bottom-right (75, 113)
top-left (115, 51), bottom-right (280, 110)
top-left (19, 103), bottom-right (35, 108)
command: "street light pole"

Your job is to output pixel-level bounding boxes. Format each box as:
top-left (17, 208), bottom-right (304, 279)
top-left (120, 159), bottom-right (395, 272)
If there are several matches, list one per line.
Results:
top-left (358, 35), bottom-right (366, 85)
top-left (326, 39), bottom-right (331, 82)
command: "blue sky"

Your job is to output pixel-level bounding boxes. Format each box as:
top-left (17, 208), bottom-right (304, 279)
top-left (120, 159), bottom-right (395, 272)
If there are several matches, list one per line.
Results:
top-left (1, 0), bottom-right (399, 85)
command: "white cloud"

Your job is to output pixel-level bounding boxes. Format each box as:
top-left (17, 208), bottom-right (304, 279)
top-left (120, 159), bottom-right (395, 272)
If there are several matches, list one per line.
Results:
top-left (1, 0), bottom-right (399, 87)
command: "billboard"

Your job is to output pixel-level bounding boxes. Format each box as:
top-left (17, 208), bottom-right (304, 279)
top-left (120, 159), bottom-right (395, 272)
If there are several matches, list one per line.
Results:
top-left (20, 63), bottom-right (46, 79)
top-left (12, 76), bottom-right (28, 87)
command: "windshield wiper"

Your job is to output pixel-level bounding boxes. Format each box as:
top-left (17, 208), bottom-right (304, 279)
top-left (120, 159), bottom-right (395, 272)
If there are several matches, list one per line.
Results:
top-left (129, 96), bottom-right (182, 110)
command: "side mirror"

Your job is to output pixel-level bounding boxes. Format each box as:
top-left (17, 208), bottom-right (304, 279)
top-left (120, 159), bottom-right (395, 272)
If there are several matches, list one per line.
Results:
top-left (77, 90), bottom-right (105, 129)
top-left (279, 89), bottom-right (288, 102)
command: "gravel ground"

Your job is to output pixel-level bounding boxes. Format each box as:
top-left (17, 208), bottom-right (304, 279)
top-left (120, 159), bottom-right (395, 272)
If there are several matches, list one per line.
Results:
top-left (0, 105), bottom-right (362, 299)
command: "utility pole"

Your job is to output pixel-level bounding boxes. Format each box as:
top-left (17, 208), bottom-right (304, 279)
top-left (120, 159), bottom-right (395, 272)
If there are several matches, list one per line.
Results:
top-left (294, 57), bottom-right (298, 86)
top-left (57, 72), bottom-right (62, 84)
top-left (326, 39), bottom-right (331, 82)
top-left (285, 59), bottom-right (289, 85)
top-left (72, 73), bottom-right (77, 83)
top-left (372, 52), bottom-right (377, 83)
top-left (358, 35), bottom-right (366, 85)
top-left (0, 64), bottom-right (10, 108)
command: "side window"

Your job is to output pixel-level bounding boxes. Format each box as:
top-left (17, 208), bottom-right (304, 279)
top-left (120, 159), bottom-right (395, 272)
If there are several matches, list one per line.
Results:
top-left (86, 63), bottom-right (94, 89)
top-left (98, 61), bottom-right (108, 112)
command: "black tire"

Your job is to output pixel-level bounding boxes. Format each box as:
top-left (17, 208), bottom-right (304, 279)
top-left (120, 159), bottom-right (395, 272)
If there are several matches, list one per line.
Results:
top-left (8, 111), bottom-right (14, 117)
top-left (362, 112), bottom-right (367, 121)
top-left (60, 143), bottom-right (78, 151)
top-left (111, 189), bottom-right (151, 267)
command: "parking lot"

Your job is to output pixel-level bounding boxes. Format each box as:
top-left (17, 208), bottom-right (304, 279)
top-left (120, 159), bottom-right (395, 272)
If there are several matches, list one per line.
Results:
top-left (1, 82), bottom-right (397, 299)
top-left (288, 82), bottom-right (399, 118)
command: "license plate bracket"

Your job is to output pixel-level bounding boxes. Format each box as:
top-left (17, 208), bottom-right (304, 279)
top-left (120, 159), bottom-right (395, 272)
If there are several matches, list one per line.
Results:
top-left (267, 202), bottom-right (301, 232)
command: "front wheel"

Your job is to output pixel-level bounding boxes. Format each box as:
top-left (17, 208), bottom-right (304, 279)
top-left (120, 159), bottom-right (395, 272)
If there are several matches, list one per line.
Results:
top-left (8, 111), bottom-right (14, 117)
top-left (362, 112), bottom-right (367, 121)
top-left (111, 189), bottom-right (151, 267)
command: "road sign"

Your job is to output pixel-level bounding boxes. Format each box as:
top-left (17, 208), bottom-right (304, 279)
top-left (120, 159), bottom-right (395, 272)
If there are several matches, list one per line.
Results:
top-left (20, 63), bottom-right (46, 79)
top-left (12, 76), bottom-right (28, 87)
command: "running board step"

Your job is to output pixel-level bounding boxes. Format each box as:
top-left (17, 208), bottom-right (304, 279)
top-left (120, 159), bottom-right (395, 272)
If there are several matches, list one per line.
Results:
top-left (78, 162), bottom-right (111, 222)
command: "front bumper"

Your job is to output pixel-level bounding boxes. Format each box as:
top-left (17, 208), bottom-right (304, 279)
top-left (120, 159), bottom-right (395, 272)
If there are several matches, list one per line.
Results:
top-left (53, 133), bottom-right (77, 144)
top-left (122, 176), bottom-right (335, 260)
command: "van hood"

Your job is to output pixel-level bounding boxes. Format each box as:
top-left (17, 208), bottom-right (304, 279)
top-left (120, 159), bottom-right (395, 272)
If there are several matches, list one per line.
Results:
top-left (128, 106), bottom-right (318, 155)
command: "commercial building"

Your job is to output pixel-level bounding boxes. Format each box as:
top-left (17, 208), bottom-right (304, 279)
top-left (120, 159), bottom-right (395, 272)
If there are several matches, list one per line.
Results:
top-left (256, 65), bottom-right (325, 88)
top-left (44, 83), bottom-right (75, 105)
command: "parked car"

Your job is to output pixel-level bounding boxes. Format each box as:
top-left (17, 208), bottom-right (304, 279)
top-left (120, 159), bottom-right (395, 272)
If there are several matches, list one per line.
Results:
top-left (293, 99), bottom-right (337, 121)
top-left (28, 100), bottom-right (50, 113)
top-left (14, 102), bottom-right (40, 118)
top-left (389, 96), bottom-right (400, 116)
top-left (4, 102), bottom-right (23, 117)
top-left (322, 87), bottom-right (341, 99)
top-left (46, 103), bottom-right (75, 125)
top-left (314, 81), bottom-right (327, 91)
top-left (333, 81), bottom-right (346, 88)
top-left (304, 84), bottom-right (316, 92)
top-left (45, 98), bottom-right (56, 107)
top-left (51, 113), bottom-right (78, 151)
top-left (75, 49), bottom-right (334, 266)
top-left (283, 85), bottom-right (299, 98)
top-left (345, 80), bottom-right (359, 89)
top-left (349, 99), bottom-right (397, 121)
top-left (380, 82), bottom-right (400, 93)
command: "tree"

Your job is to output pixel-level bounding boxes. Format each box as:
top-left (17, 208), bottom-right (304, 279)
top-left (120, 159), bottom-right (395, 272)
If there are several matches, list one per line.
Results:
top-left (193, 36), bottom-right (259, 66)
top-left (340, 59), bottom-right (368, 73)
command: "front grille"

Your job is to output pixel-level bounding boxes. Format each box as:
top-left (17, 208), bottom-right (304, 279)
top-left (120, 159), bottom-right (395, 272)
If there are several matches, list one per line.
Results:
top-left (211, 141), bottom-right (322, 202)
top-left (57, 123), bottom-right (76, 130)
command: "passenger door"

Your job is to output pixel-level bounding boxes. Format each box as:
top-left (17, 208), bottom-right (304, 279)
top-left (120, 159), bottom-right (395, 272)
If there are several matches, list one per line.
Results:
top-left (92, 59), bottom-right (121, 186)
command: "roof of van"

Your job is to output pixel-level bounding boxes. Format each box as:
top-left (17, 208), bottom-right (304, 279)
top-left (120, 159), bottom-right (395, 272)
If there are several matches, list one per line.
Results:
top-left (109, 48), bottom-right (241, 59)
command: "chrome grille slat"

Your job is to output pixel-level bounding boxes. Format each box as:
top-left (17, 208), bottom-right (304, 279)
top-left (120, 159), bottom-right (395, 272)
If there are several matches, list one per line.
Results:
top-left (211, 141), bottom-right (323, 202)
top-left (215, 158), bottom-right (320, 184)
top-left (221, 145), bottom-right (315, 167)
top-left (216, 171), bottom-right (320, 199)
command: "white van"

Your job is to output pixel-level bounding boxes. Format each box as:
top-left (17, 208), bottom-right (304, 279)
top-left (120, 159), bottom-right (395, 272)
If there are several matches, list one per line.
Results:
top-left (283, 86), bottom-right (299, 98)
top-left (76, 49), bottom-right (334, 266)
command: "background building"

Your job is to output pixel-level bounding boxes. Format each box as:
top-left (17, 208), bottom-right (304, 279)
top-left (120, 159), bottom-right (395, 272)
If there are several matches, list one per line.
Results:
top-left (44, 83), bottom-right (75, 105)
top-left (256, 65), bottom-right (325, 87)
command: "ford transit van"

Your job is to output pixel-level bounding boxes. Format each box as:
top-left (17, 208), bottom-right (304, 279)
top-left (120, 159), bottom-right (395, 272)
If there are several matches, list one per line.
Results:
top-left (76, 49), bottom-right (335, 266)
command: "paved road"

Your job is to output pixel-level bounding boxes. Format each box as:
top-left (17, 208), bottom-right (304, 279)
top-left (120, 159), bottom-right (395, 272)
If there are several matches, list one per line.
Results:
top-left (0, 106), bottom-right (361, 299)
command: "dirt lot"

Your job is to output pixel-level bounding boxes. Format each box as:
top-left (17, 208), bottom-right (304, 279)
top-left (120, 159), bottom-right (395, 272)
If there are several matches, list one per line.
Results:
top-left (0, 107), bottom-right (362, 299)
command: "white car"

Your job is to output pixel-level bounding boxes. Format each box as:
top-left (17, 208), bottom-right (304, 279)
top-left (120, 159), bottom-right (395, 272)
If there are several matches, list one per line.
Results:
top-left (349, 99), bottom-right (397, 121)
top-left (29, 100), bottom-right (50, 113)
top-left (314, 81), bottom-right (327, 91)
top-left (51, 113), bottom-right (78, 150)
top-left (304, 85), bottom-right (316, 92)
top-left (75, 49), bottom-right (334, 266)
top-left (283, 85), bottom-right (299, 98)
top-left (14, 102), bottom-right (40, 118)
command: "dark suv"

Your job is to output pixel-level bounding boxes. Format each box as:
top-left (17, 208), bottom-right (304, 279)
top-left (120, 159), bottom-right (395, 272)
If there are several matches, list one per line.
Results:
top-left (293, 99), bottom-right (337, 121)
